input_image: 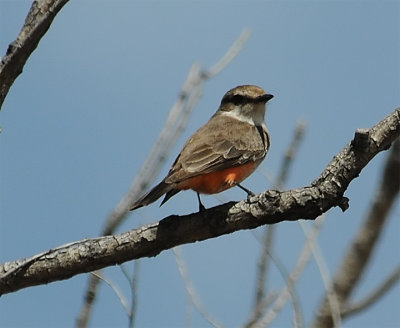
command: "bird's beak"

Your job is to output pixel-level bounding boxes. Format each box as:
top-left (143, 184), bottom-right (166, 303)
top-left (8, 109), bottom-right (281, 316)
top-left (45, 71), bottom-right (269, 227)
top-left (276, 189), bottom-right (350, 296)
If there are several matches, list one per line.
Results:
top-left (259, 94), bottom-right (274, 102)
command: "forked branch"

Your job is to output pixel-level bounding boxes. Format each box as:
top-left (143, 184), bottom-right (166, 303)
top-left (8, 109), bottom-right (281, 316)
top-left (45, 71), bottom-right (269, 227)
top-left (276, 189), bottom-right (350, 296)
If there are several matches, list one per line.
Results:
top-left (0, 108), bottom-right (399, 296)
top-left (0, 0), bottom-right (70, 109)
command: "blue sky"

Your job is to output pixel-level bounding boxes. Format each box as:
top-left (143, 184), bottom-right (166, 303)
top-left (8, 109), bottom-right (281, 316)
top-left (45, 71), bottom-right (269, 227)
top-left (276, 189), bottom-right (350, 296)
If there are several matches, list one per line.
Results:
top-left (1, 1), bottom-right (399, 327)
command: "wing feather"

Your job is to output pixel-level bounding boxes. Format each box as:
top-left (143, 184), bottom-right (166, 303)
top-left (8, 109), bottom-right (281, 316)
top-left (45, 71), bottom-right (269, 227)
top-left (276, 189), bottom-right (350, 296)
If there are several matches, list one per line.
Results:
top-left (165, 114), bottom-right (269, 184)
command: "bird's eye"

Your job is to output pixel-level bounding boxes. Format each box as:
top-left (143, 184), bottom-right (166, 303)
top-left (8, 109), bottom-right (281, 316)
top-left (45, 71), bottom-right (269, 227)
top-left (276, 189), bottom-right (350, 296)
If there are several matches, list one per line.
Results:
top-left (232, 94), bottom-right (244, 105)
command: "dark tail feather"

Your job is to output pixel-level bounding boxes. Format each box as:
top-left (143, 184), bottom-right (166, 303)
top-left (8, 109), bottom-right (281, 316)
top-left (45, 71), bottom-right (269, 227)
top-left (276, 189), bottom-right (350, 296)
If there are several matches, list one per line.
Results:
top-left (130, 181), bottom-right (179, 211)
top-left (160, 189), bottom-right (180, 207)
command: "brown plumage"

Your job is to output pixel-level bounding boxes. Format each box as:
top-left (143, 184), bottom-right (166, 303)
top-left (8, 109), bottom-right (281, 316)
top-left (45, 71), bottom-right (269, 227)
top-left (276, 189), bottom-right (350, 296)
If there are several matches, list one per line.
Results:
top-left (130, 85), bottom-right (273, 211)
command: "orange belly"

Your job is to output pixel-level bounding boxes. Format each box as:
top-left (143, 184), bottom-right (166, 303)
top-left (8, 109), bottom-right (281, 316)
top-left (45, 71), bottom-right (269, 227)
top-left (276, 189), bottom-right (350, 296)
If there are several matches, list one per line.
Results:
top-left (177, 162), bottom-right (257, 194)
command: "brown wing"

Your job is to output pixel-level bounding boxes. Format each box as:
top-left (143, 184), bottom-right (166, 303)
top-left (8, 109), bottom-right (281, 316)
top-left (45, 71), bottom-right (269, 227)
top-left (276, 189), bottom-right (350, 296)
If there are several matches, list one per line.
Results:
top-left (164, 114), bottom-right (269, 184)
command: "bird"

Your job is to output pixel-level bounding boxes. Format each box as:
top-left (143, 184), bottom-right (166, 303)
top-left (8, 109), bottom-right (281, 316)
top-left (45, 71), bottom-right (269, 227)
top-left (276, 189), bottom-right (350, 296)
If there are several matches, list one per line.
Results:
top-left (130, 85), bottom-right (273, 212)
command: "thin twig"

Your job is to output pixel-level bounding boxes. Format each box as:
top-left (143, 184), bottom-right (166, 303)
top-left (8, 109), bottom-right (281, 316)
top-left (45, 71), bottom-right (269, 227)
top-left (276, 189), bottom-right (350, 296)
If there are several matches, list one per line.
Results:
top-left (255, 227), bottom-right (275, 307)
top-left (102, 62), bottom-right (202, 235)
top-left (244, 246), bottom-right (304, 328)
top-left (185, 293), bottom-right (194, 328)
top-left (120, 262), bottom-right (140, 328)
top-left (173, 247), bottom-right (223, 328)
top-left (253, 218), bottom-right (324, 328)
top-left (102, 28), bottom-right (251, 236)
top-left (246, 121), bottom-right (306, 326)
top-left (203, 28), bottom-right (251, 78)
top-left (341, 264), bottom-right (400, 318)
top-left (1, 108), bottom-right (398, 297)
top-left (90, 271), bottom-right (130, 316)
top-left (299, 220), bottom-right (342, 327)
top-left (76, 28), bottom-right (252, 328)
top-left (275, 121), bottom-right (307, 190)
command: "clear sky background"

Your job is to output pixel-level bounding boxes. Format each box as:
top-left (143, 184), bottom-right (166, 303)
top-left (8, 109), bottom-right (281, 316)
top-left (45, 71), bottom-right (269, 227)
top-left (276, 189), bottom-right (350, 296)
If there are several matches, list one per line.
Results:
top-left (1, 1), bottom-right (399, 327)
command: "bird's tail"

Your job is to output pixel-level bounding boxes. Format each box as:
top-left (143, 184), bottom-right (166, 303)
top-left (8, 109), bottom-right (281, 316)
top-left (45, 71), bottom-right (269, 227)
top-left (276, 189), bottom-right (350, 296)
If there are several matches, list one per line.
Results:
top-left (130, 180), bottom-right (180, 211)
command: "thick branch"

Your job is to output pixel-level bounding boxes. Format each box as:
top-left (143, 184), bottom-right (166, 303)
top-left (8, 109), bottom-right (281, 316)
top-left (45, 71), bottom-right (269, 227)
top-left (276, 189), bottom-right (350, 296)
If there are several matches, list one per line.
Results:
top-left (76, 29), bottom-right (252, 328)
top-left (0, 108), bottom-right (399, 296)
top-left (0, 0), bottom-right (69, 109)
top-left (245, 121), bottom-right (307, 328)
top-left (312, 121), bottom-right (400, 328)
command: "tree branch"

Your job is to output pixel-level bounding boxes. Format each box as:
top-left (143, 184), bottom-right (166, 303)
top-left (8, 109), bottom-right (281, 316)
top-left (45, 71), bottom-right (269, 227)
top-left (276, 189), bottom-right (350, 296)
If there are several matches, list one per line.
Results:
top-left (0, 108), bottom-right (399, 296)
top-left (173, 247), bottom-right (223, 328)
top-left (312, 124), bottom-right (400, 328)
top-left (245, 121), bottom-right (306, 327)
top-left (341, 264), bottom-right (400, 318)
top-left (252, 217), bottom-right (325, 328)
top-left (76, 29), bottom-right (252, 328)
top-left (0, 0), bottom-right (70, 110)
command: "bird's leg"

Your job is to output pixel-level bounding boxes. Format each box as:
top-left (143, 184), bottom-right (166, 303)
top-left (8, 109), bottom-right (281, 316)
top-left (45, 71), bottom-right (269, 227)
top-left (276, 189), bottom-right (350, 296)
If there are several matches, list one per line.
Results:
top-left (235, 182), bottom-right (255, 197)
top-left (197, 192), bottom-right (206, 212)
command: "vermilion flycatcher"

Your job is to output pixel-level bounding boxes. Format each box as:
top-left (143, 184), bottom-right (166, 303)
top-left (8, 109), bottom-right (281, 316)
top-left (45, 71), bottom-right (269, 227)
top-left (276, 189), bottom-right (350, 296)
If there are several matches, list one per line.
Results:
top-left (130, 85), bottom-right (273, 211)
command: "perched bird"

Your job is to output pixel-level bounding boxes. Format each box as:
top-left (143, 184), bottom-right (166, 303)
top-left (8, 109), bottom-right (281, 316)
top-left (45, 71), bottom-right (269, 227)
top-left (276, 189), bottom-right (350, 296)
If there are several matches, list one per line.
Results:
top-left (130, 85), bottom-right (273, 211)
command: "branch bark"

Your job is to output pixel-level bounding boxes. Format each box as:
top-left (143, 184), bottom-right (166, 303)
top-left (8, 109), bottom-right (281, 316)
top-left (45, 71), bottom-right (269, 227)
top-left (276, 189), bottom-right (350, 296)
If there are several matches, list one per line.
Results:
top-left (0, 0), bottom-right (70, 110)
top-left (76, 29), bottom-right (251, 328)
top-left (0, 108), bottom-right (399, 296)
top-left (245, 121), bottom-right (307, 328)
top-left (312, 124), bottom-right (400, 328)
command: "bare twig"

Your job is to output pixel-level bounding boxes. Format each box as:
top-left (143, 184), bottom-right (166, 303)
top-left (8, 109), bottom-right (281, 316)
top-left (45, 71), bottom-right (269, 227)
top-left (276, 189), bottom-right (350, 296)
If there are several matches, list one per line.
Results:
top-left (185, 295), bottom-right (194, 328)
top-left (0, 0), bottom-right (70, 109)
top-left (245, 121), bottom-right (306, 327)
top-left (76, 28), bottom-right (252, 328)
top-left (299, 220), bottom-right (342, 327)
top-left (341, 265), bottom-right (400, 318)
top-left (312, 137), bottom-right (400, 328)
top-left (252, 226), bottom-right (275, 317)
top-left (102, 28), bottom-right (251, 236)
top-left (75, 62), bottom-right (201, 328)
top-left (203, 28), bottom-right (251, 78)
top-left (253, 217), bottom-right (324, 328)
top-left (173, 247), bottom-right (223, 328)
top-left (275, 121), bottom-right (307, 190)
top-left (90, 271), bottom-right (130, 316)
top-left (102, 62), bottom-right (201, 236)
top-left (120, 262), bottom-right (140, 328)
top-left (0, 108), bottom-right (399, 296)
top-left (244, 245), bottom-right (303, 328)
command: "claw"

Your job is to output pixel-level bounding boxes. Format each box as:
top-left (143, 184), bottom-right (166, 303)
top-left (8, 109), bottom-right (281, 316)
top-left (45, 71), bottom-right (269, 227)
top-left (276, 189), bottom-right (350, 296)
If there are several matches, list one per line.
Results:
top-left (197, 192), bottom-right (206, 212)
top-left (235, 182), bottom-right (255, 197)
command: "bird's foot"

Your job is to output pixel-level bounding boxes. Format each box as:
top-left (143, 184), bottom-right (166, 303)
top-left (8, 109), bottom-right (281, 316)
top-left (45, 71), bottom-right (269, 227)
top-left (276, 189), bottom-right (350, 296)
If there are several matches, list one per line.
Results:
top-left (197, 192), bottom-right (207, 212)
top-left (235, 182), bottom-right (255, 198)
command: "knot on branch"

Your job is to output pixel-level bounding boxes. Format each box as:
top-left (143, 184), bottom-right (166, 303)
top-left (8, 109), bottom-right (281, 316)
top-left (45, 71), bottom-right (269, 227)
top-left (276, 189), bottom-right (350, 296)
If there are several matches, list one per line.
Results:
top-left (337, 196), bottom-right (350, 212)
top-left (352, 128), bottom-right (370, 151)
